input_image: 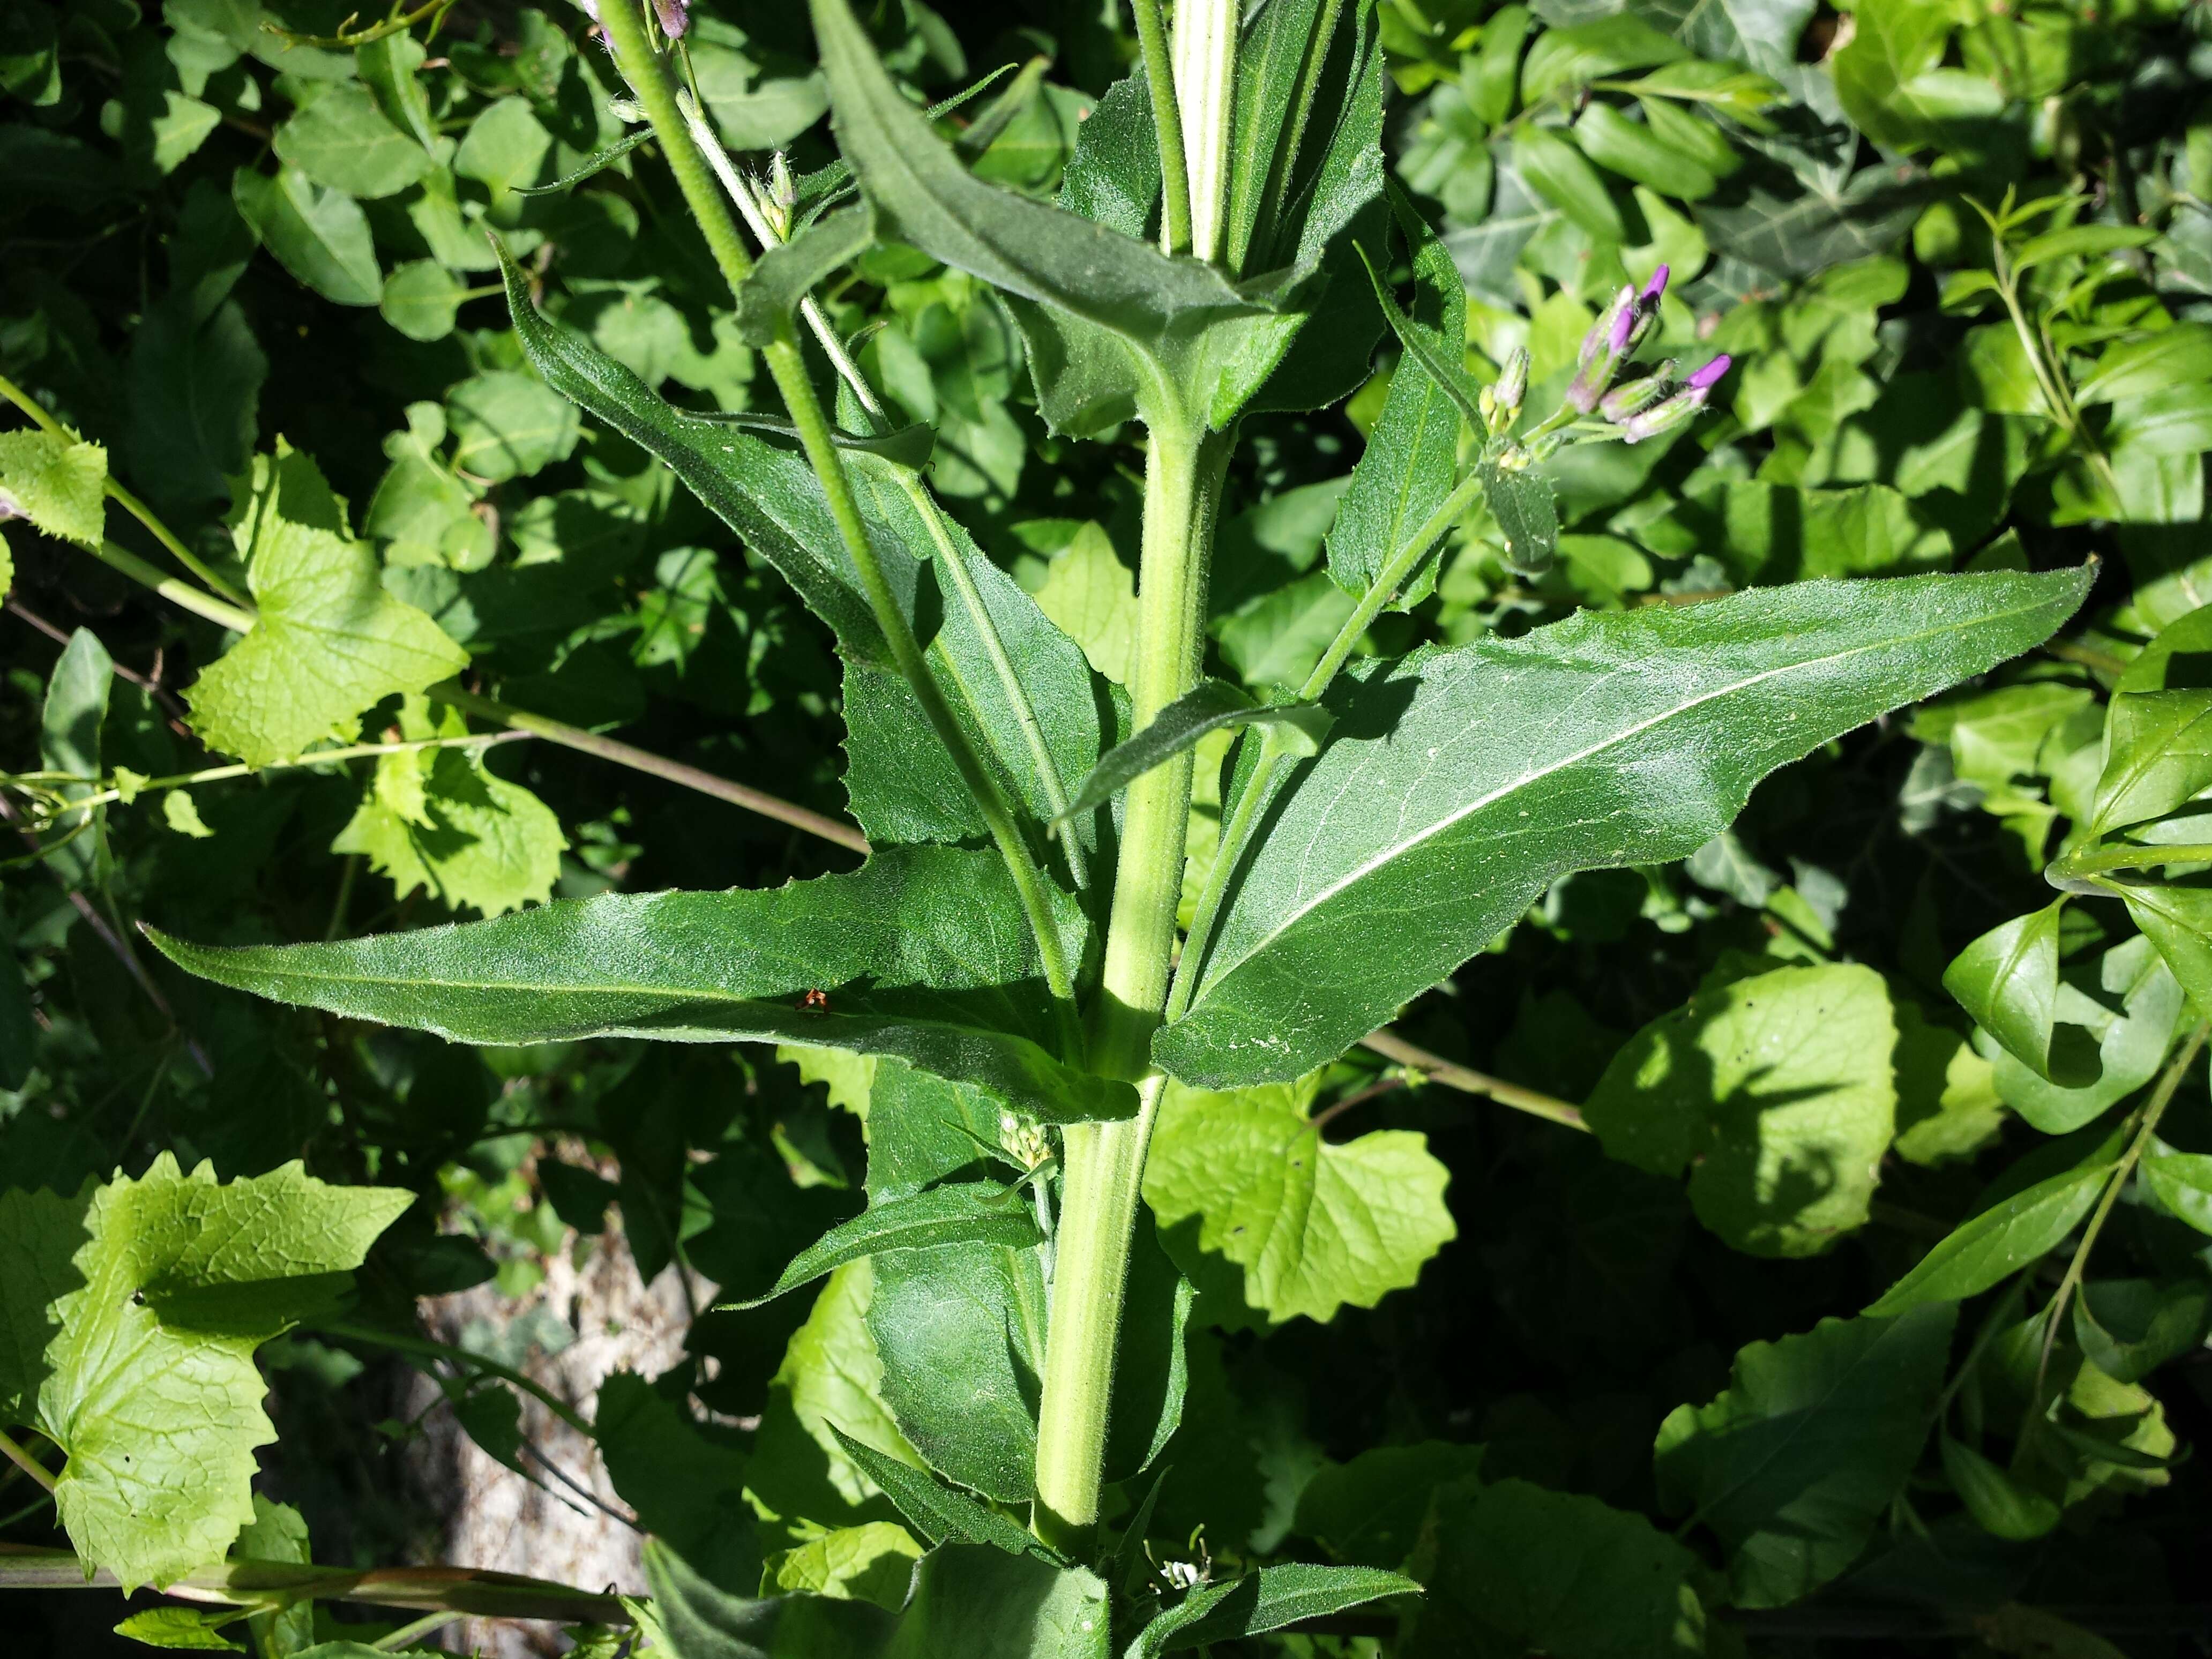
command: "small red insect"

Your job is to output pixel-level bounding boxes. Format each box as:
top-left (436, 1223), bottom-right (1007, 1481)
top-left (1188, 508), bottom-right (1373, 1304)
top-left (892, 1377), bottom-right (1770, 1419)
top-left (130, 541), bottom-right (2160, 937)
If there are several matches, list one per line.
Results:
top-left (798, 988), bottom-right (830, 1012)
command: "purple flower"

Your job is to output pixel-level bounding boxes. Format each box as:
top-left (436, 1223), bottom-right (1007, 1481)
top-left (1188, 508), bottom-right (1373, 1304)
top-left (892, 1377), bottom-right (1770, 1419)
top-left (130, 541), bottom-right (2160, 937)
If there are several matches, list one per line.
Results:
top-left (1640, 264), bottom-right (1670, 304)
top-left (1686, 354), bottom-right (1732, 391)
top-left (653, 0), bottom-right (689, 38)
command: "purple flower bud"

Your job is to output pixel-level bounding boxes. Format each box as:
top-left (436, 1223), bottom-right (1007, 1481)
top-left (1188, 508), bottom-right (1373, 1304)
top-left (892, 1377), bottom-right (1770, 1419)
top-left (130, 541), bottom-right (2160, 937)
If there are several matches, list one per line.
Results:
top-left (1641, 264), bottom-right (1670, 304)
top-left (1600, 360), bottom-right (1677, 423)
top-left (1578, 286), bottom-right (1634, 368)
top-left (653, 0), bottom-right (689, 38)
top-left (1607, 303), bottom-right (1633, 354)
top-left (1686, 354), bottom-right (1732, 391)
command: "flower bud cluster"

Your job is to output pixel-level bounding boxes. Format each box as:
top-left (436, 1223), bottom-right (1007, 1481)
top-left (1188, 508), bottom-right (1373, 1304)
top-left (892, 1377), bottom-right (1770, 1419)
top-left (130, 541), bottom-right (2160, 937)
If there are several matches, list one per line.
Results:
top-left (1478, 347), bottom-right (1530, 437)
top-left (1565, 264), bottom-right (1668, 414)
top-left (998, 1109), bottom-right (1051, 1171)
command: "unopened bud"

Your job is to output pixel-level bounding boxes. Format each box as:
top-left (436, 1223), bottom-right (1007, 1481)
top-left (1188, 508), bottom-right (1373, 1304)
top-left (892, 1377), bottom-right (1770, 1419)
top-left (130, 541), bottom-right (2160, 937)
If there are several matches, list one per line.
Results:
top-left (997, 1109), bottom-right (1050, 1171)
top-left (1600, 359), bottom-right (1677, 423)
top-left (1491, 347), bottom-right (1529, 431)
top-left (1620, 355), bottom-right (1731, 444)
top-left (606, 94), bottom-right (643, 122)
top-left (652, 0), bottom-right (689, 38)
top-left (1577, 285), bottom-right (1634, 369)
top-left (769, 152), bottom-right (796, 217)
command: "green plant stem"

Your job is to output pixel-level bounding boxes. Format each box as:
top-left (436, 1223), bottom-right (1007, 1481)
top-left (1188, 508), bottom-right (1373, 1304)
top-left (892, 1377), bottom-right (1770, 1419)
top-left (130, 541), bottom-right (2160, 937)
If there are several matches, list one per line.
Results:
top-left (23, 731), bottom-right (527, 817)
top-left (0, 369), bottom-right (251, 609)
top-left (1167, 466), bottom-right (1485, 1020)
top-left (432, 685), bottom-right (869, 854)
top-left (312, 1321), bottom-right (594, 1439)
top-left (91, 541), bottom-right (256, 633)
top-left (1989, 243), bottom-right (2123, 504)
top-left (607, 0), bottom-right (1078, 1037)
top-left (2029, 1020), bottom-right (2209, 1416)
top-left (0, 1428), bottom-right (56, 1496)
top-left (1129, 0), bottom-right (1193, 255)
top-left (0, 1543), bottom-right (627, 1624)
top-left (1035, 419), bottom-right (1228, 1547)
top-left (1355, 1027), bottom-right (1587, 1131)
top-left (373, 1610), bottom-right (465, 1651)
top-left (2046, 842), bottom-right (2212, 888)
top-left (1174, 0), bottom-right (1238, 261)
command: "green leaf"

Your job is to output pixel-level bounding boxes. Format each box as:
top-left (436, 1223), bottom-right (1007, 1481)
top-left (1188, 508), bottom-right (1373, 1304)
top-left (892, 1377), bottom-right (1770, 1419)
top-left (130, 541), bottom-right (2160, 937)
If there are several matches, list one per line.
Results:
top-left (127, 296), bottom-right (266, 510)
top-left (1943, 902), bottom-right (2066, 1079)
top-left (1583, 964), bottom-right (1897, 1257)
top-left (1293, 1441), bottom-right (1487, 1570)
top-left (646, 1537), bottom-right (896, 1658)
top-left (1056, 65), bottom-right (1159, 240)
top-left (1133, 1563), bottom-right (1419, 1657)
top-left (331, 695), bottom-right (564, 917)
top-left (2072, 1278), bottom-right (2212, 1384)
top-left (765, 1522), bottom-right (923, 1609)
top-left (2117, 883), bottom-right (2212, 1022)
top-left (1142, 1073), bottom-right (1455, 1323)
top-left (1984, 936), bottom-right (2184, 1134)
top-left (1060, 680), bottom-right (1329, 823)
top-left (446, 369), bottom-right (582, 484)
top-left (808, 0), bottom-right (1268, 418)
top-left (1356, 239), bottom-right (1486, 435)
top-left (0, 430), bottom-right (106, 547)
top-left (38, 625), bottom-right (114, 887)
top-left (4, 1156), bottom-right (408, 1590)
top-left (232, 166), bottom-right (383, 307)
top-left (736, 1181), bottom-right (1042, 1309)
top-left (2142, 1138), bottom-right (2212, 1235)
top-left (1574, 100), bottom-right (1720, 199)
top-left (597, 1371), bottom-right (760, 1595)
top-left (378, 259), bottom-right (468, 342)
top-left (1512, 125), bottom-right (1627, 243)
top-left (737, 205), bottom-right (876, 347)
top-left (148, 843), bottom-right (1130, 1125)
top-left (1626, 0), bottom-right (1814, 77)
top-left (2076, 324), bottom-right (2212, 405)
top-left (185, 446), bottom-right (470, 766)
top-left (271, 83), bottom-right (431, 199)
top-left (357, 29), bottom-right (438, 151)
top-left (1939, 1434), bottom-right (2060, 1541)
top-left (1478, 449), bottom-right (1559, 577)
top-left (1030, 522), bottom-right (1137, 685)
top-left (1654, 1305), bottom-right (1957, 1607)
top-left (1327, 188), bottom-right (1467, 604)
top-left (112, 1608), bottom-right (246, 1650)
top-left (2093, 691), bottom-right (2212, 831)
top-left (1402, 1477), bottom-right (1708, 1659)
top-left (1868, 1140), bottom-right (2121, 1314)
top-left (496, 242), bottom-right (909, 661)
top-left (2108, 385), bottom-right (2212, 457)
top-left (1160, 569), bottom-right (2091, 1089)
top-left (452, 96), bottom-right (551, 196)
top-left (830, 1430), bottom-right (1062, 1564)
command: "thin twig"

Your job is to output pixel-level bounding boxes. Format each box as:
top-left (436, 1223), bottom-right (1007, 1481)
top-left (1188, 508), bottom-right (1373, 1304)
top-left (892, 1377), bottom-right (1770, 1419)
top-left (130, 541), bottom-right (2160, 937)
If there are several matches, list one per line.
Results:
top-left (0, 1428), bottom-right (57, 1496)
top-left (1309, 1073), bottom-right (1406, 1133)
top-left (1357, 1027), bottom-right (1587, 1131)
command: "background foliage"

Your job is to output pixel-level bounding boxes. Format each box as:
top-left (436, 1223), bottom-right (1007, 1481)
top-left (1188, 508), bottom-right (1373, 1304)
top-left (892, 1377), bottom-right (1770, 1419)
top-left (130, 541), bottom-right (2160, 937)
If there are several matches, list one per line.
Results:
top-left (9, 0), bottom-right (2212, 1651)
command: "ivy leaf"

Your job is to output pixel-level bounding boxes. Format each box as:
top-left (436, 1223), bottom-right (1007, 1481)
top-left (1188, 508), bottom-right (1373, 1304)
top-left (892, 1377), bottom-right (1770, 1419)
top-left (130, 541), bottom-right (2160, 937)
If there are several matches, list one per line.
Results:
top-left (186, 446), bottom-right (469, 767)
top-left (734, 1180), bottom-right (1042, 1309)
top-left (148, 845), bottom-right (1130, 1125)
top-left (1142, 1073), bottom-right (1455, 1323)
top-left (1059, 679), bottom-right (1330, 823)
top-left (1402, 1477), bottom-right (1708, 1659)
top-left (330, 696), bottom-right (565, 917)
top-left (1160, 569), bottom-right (2091, 1089)
top-left (0, 430), bottom-right (106, 547)
top-left (2093, 690), bottom-right (2212, 833)
top-left (4, 1156), bottom-right (409, 1591)
top-left (1654, 1305), bottom-right (1956, 1608)
top-left (1943, 901), bottom-right (2067, 1080)
top-left (1582, 963), bottom-right (1897, 1257)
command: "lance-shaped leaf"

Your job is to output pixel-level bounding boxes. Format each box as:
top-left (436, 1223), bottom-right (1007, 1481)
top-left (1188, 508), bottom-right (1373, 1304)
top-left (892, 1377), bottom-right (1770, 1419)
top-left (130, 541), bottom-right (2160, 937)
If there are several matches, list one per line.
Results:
top-left (809, 0), bottom-right (1260, 353)
top-left (1157, 569), bottom-right (2091, 1088)
top-left (496, 242), bottom-right (915, 662)
top-left (732, 1180), bottom-right (1041, 1309)
top-left (683, 407), bottom-right (935, 471)
top-left (1357, 241), bottom-right (1486, 432)
top-left (831, 1430), bottom-right (1064, 1563)
top-left (1131, 1563), bottom-right (1419, 1657)
top-left (1867, 1132), bottom-right (2124, 1314)
top-left (151, 846), bottom-right (1133, 1124)
top-left (2093, 690), bottom-right (2212, 833)
top-left (1942, 901), bottom-right (2068, 1080)
top-left (1327, 189), bottom-right (1465, 604)
top-left (1059, 680), bottom-right (1331, 823)
top-left (2125, 884), bottom-right (2212, 1019)
top-left (735, 203), bottom-right (876, 346)
top-left (511, 128), bottom-right (652, 197)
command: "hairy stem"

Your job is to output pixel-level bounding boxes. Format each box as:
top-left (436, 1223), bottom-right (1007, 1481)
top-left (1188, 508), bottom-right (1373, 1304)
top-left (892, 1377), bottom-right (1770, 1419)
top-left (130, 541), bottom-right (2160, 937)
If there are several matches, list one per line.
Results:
top-left (1035, 418), bottom-right (1229, 1545)
top-left (1130, 0), bottom-right (1193, 255)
